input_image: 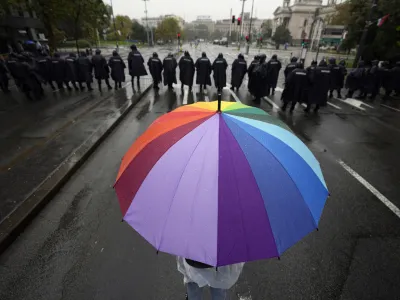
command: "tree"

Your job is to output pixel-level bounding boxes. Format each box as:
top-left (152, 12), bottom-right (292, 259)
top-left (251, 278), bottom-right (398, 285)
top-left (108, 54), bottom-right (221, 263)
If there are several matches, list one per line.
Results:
top-left (261, 19), bottom-right (273, 39)
top-left (272, 25), bottom-right (292, 46)
top-left (63, 0), bottom-right (110, 51)
top-left (112, 15), bottom-right (133, 40)
top-left (155, 17), bottom-right (181, 41)
top-left (331, 0), bottom-right (400, 61)
top-left (131, 20), bottom-right (147, 42)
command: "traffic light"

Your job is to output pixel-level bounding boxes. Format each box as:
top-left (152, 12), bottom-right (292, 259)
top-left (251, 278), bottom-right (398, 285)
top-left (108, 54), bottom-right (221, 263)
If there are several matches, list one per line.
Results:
top-left (237, 17), bottom-right (241, 26)
top-left (245, 35), bottom-right (249, 42)
top-left (232, 15), bottom-right (236, 24)
top-left (177, 32), bottom-right (181, 39)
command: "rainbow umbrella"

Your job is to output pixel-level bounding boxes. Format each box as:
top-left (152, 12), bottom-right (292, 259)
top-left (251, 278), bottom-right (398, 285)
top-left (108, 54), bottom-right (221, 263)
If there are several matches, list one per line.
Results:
top-left (115, 101), bottom-right (329, 267)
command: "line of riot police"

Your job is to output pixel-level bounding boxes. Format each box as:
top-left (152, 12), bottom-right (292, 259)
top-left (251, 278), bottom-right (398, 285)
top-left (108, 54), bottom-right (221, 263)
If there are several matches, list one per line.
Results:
top-left (0, 49), bottom-right (127, 100)
top-left (345, 60), bottom-right (400, 101)
top-left (281, 57), bottom-right (348, 113)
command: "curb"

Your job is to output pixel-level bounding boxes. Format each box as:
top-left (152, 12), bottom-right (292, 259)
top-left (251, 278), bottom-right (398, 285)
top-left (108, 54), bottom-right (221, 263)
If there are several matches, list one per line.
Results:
top-left (0, 83), bottom-right (153, 255)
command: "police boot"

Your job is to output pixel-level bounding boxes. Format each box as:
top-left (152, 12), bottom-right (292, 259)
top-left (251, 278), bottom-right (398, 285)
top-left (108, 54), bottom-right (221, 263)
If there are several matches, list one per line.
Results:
top-left (329, 91), bottom-right (333, 98)
top-left (230, 86), bottom-right (234, 91)
top-left (290, 103), bottom-right (296, 113)
top-left (73, 82), bottom-right (79, 91)
top-left (281, 103), bottom-right (287, 111)
top-left (181, 83), bottom-right (184, 92)
top-left (88, 83), bottom-right (93, 91)
top-left (314, 105), bottom-right (320, 113)
top-left (119, 82), bottom-right (122, 88)
top-left (114, 82), bottom-right (118, 90)
top-left (304, 104), bottom-right (311, 113)
top-left (272, 88), bottom-right (275, 96)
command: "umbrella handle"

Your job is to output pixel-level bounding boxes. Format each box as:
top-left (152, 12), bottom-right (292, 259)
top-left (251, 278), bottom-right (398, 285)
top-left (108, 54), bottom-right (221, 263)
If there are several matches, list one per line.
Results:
top-left (217, 89), bottom-right (222, 112)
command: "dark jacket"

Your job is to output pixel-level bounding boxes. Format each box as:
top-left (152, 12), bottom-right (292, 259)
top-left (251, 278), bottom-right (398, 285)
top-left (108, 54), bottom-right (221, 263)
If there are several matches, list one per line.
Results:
top-left (338, 64), bottom-right (347, 88)
top-left (247, 59), bottom-right (260, 91)
top-left (266, 59), bottom-right (282, 88)
top-left (392, 65), bottom-right (400, 91)
top-left (77, 56), bottom-right (93, 83)
top-left (92, 54), bottom-right (109, 80)
top-left (212, 57), bottom-right (228, 89)
top-left (282, 68), bottom-right (309, 103)
top-left (195, 57), bottom-right (212, 86)
top-left (345, 66), bottom-right (365, 91)
top-left (128, 50), bottom-right (147, 76)
top-left (250, 61), bottom-right (269, 98)
top-left (0, 59), bottom-right (9, 81)
top-left (179, 55), bottom-right (195, 86)
top-left (231, 58), bottom-right (247, 88)
top-left (162, 56), bottom-right (177, 86)
top-left (49, 56), bottom-right (66, 82)
top-left (328, 63), bottom-right (342, 90)
top-left (108, 56), bottom-right (126, 82)
top-left (148, 57), bottom-right (163, 84)
top-left (6, 57), bottom-right (25, 85)
top-left (65, 56), bottom-right (79, 82)
top-left (284, 63), bottom-right (297, 81)
top-left (308, 66), bottom-right (331, 105)
top-left (35, 56), bottom-right (51, 82)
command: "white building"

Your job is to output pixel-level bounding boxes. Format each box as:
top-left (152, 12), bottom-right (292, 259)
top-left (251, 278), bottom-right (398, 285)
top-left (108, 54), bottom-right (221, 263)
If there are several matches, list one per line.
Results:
top-left (189, 16), bottom-right (215, 33)
top-left (215, 13), bottom-right (266, 38)
top-left (272, 0), bottom-right (344, 46)
top-left (140, 14), bottom-right (184, 29)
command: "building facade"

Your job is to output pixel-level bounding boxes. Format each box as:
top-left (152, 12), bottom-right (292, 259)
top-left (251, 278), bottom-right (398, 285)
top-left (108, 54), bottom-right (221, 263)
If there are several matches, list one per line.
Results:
top-left (272, 0), bottom-right (344, 46)
top-left (140, 14), bottom-right (184, 30)
top-left (189, 16), bottom-right (215, 33)
top-left (0, 2), bottom-right (45, 53)
top-left (215, 13), bottom-right (266, 39)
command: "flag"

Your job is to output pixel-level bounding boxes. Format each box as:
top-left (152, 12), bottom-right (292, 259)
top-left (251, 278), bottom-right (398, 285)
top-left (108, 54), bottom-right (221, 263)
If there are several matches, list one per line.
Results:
top-left (377, 14), bottom-right (389, 27)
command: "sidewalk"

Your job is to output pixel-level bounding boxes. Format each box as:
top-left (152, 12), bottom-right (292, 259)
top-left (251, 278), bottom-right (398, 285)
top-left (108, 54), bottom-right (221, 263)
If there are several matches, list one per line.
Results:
top-left (0, 78), bottom-right (152, 234)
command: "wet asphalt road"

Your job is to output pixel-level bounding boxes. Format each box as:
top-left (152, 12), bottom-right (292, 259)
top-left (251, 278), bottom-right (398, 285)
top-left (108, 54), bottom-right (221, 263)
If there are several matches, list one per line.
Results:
top-left (1, 44), bottom-right (400, 300)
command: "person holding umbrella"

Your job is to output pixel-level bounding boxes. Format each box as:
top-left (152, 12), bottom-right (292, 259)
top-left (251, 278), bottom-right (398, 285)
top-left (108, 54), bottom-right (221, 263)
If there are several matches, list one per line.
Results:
top-left (115, 99), bottom-right (329, 300)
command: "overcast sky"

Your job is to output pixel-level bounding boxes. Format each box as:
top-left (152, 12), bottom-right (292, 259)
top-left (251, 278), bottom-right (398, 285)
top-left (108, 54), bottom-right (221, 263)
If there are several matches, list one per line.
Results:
top-left (108, 0), bottom-right (290, 22)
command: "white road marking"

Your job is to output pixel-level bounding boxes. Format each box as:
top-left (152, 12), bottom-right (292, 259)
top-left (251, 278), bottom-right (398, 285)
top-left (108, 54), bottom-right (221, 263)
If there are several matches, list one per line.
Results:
top-left (327, 102), bottom-right (342, 110)
top-left (182, 87), bottom-right (188, 105)
top-left (336, 97), bottom-right (374, 110)
top-left (301, 103), bottom-right (307, 108)
top-left (338, 160), bottom-right (400, 218)
top-left (263, 96), bottom-right (280, 110)
top-left (380, 104), bottom-right (400, 113)
top-left (225, 84), bottom-right (241, 102)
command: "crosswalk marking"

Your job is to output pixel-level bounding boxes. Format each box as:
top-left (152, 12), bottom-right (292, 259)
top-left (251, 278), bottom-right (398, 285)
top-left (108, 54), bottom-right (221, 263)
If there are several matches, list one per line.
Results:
top-left (263, 97), bottom-right (280, 110)
top-left (327, 102), bottom-right (342, 110)
top-left (225, 84), bottom-right (241, 103)
top-left (380, 104), bottom-right (400, 113)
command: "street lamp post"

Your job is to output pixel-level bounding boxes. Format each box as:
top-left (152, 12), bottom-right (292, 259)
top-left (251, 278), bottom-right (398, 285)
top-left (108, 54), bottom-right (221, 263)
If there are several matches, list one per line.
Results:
top-left (143, 0), bottom-right (152, 47)
top-left (245, 0), bottom-right (254, 55)
top-left (110, 0), bottom-right (119, 51)
top-left (239, 0), bottom-right (246, 48)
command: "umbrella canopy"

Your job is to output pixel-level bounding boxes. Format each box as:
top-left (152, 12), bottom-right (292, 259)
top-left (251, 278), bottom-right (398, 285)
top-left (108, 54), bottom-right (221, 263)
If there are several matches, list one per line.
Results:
top-left (115, 101), bottom-right (329, 267)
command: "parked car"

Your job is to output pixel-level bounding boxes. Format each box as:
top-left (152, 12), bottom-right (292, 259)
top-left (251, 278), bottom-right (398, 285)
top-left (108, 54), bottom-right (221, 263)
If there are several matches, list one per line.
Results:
top-left (213, 40), bottom-right (220, 45)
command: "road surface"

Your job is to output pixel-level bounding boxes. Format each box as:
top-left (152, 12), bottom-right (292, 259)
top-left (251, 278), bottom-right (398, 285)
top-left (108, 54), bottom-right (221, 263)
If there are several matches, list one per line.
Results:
top-left (1, 44), bottom-right (400, 300)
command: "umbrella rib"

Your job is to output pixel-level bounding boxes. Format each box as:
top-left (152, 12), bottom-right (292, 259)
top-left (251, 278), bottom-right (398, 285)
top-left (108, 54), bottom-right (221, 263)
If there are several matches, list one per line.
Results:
top-left (220, 124), bottom-right (250, 263)
top-left (224, 115), bottom-right (319, 229)
top-left (156, 124), bottom-right (212, 254)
